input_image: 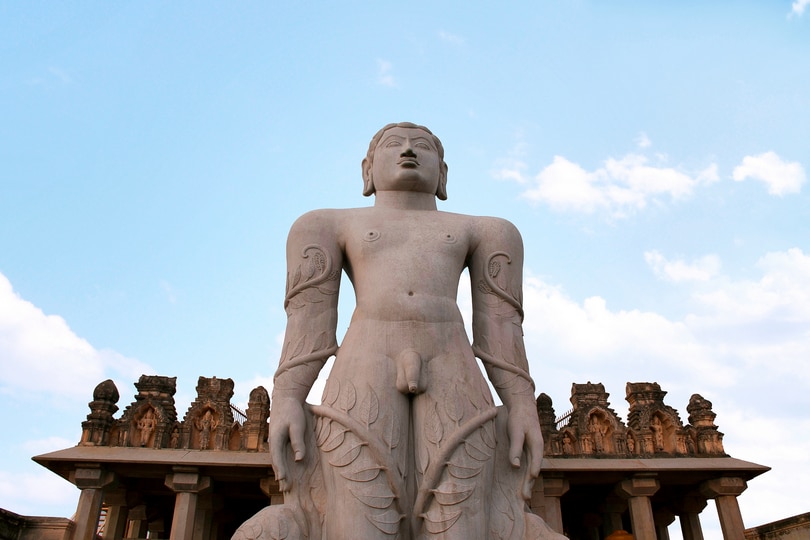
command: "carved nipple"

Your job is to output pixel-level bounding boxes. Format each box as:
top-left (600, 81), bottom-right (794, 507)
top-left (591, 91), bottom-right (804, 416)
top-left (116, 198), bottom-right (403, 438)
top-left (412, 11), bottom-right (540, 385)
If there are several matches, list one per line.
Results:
top-left (395, 349), bottom-right (424, 395)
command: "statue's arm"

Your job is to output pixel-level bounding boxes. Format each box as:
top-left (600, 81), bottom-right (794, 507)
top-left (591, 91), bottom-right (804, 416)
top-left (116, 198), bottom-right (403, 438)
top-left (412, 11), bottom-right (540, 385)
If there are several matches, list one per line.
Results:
top-left (270, 210), bottom-right (342, 490)
top-left (469, 217), bottom-right (542, 489)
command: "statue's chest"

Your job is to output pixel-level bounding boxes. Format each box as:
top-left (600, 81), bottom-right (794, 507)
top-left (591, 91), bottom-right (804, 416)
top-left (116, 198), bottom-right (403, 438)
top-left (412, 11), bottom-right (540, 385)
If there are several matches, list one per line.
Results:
top-left (346, 221), bottom-right (469, 263)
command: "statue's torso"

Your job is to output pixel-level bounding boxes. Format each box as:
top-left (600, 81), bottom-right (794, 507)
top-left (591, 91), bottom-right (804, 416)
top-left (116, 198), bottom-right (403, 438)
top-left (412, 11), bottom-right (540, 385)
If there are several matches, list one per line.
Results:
top-left (339, 207), bottom-right (476, 324)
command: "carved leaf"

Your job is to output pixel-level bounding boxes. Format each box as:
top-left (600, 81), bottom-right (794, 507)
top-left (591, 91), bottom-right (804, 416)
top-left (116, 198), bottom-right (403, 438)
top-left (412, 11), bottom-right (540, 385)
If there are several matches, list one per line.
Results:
top-left (447, 462), bottom-right (482, 480)
top-left (313, 331), bottom-right (328, 353)
top-left (464, 439), bottom-right (492, 462)
top-left (432, 482), bottom-right (474, 506)
top-left (422, 508), bottom-right (462, 534)
top-left (340, 380), bottom-right (357, 412)
top-left (417, 440), bottom-right (430, 475)
top-left (313, 250), bottom-right (326, 273)
top-left (366, 508), bottom-right (403, 536)
top-left (320, 427), bottom-right (346, 452)
top-left (315, 418), bottom-right (332, 447)
top-left (381, 414), bottom-right (400, 450)
top-left (445, 385), bottom-right (464, 425)
top-left (328, 441), bottom-right (365, 467)
top-left (340, 465), bottom-right (383, 483)
top-left (349, 485), bottom-right (396, 509)
top-left (489, 259), bottom-right (501, 278)
top-left (358, 386), bottom-right (380, 427)
top-left (480, 421), bottom-right (496, 449)
top-left (323, 379), bottom-right (340, 406)
top-left (290, 266), bottom-right (302, 290)
top-left (492, 478), bottom-right (515, 517)
top-left (289, 334), bottom-right (306, 360)
top-left (266, 516), bottom-right (289, 540)
top-left (425, 402), bottom-right (444, 446)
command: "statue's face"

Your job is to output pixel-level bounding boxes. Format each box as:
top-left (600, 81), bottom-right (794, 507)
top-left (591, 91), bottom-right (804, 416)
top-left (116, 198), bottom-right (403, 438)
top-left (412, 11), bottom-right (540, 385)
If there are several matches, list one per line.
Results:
top-left (368, 126), bottom-right (443, 196)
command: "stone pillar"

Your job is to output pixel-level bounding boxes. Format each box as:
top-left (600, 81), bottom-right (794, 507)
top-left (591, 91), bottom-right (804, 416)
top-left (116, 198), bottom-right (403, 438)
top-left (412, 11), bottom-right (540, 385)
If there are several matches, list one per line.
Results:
top-left (654, 509), bottom-right (675, 540)
top-left (700, 477), bottom-right (747, 540)
top-left (676, 496), bottom-right (707, 540)
top-left (260, 476), bottom-right (284, 506)
top-left (102, 488), bottom-right (129, 540)
top-left (165, 467), bottom-right (211, 540)
top-left (70, 465), bottom-right (116, 540)
top-left (537, 474), bottom-right (569, 534)
top-left (601, 495), bottom-right (628, 538)
top-left (126, 505), bottom-right (148, 539)
top-left (615, 474), bottom-right (660, 540)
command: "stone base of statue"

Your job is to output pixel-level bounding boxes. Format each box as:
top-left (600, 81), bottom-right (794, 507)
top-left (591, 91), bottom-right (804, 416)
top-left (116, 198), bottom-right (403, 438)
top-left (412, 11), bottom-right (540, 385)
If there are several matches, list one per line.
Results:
top-left (233, 405), bottom-right (564, 540)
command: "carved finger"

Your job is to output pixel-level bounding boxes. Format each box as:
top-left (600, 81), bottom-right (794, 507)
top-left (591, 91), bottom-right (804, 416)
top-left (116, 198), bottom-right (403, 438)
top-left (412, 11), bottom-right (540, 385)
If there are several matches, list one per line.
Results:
top-left (289, 418), bottom-right (306, 463)
top-left (509, 429), bottom-right (525, 468)
top-left (270, 438), bottom-right (290, 492)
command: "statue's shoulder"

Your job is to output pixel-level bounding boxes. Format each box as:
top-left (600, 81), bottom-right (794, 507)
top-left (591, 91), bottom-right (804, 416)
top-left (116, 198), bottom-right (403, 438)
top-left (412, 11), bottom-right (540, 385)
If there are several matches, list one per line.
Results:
top-left (290, 207), bottom-right (358, 230)
top-left (448, 213), bottom-right (521, 242)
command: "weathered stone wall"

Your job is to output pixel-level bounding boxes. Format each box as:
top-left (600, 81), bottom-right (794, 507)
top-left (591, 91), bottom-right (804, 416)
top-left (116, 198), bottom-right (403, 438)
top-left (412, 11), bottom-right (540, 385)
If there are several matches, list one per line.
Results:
top-left (0, 508), bottom-right (73, 540)
top-left (745, 512), bottom-right (810, 540)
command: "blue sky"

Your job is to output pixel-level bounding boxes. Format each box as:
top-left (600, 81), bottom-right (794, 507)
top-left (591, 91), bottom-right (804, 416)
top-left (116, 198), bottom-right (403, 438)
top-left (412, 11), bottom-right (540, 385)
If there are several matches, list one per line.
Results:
top-left (1, 2), bottom-right (808, 537)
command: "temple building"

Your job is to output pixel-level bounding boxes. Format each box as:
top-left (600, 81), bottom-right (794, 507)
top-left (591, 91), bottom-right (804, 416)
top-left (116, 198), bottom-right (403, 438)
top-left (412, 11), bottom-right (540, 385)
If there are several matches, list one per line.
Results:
top-left (23, 376), bottom-right (773, 540)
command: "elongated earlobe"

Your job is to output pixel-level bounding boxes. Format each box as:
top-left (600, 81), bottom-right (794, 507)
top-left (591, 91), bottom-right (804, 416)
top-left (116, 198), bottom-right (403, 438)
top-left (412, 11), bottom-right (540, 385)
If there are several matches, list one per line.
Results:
top-left (361, 157), bottom-right (375, 197)
top-left (436, 163), bottom-right (448, 200)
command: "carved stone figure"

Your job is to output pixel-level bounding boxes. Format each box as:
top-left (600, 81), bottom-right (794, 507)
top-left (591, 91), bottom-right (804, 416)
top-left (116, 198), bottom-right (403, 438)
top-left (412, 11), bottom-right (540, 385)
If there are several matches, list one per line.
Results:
top-left (197, 409), bottom-right (217, 450)
top-left (137, 409), bottom-right (157, 447)
top-left (651, 416), bottom-right (664, 452)
top-left (589, 415), bottom-right (607, 453)
top-left (234, 123), bottom-right (563, 539)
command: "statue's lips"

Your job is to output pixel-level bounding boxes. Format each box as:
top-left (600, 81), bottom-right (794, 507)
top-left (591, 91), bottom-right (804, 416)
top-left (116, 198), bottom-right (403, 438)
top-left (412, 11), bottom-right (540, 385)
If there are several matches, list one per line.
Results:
top-left (398, 159), bottom-right (419, 168)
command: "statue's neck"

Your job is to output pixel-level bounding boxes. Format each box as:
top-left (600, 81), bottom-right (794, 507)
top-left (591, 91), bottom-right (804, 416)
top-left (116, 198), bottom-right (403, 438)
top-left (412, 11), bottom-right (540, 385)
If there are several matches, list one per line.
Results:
top-left (373, 191), bottom-right (438, 211)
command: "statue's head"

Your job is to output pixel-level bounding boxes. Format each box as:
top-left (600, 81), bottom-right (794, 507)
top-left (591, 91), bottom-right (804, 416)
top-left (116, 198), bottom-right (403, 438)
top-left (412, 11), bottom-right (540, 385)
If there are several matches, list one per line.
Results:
top-left (362, 122), bottom-right (448, 200)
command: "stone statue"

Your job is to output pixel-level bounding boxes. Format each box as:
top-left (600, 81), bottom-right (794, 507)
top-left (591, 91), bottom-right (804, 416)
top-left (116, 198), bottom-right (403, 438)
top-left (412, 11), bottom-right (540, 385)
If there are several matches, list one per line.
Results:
top-left (234, 123), bottom-right (564, 539)
top-left (137, 409), bottom-right (156, 447)
top-left (197, 409), bottom-right (217, 450)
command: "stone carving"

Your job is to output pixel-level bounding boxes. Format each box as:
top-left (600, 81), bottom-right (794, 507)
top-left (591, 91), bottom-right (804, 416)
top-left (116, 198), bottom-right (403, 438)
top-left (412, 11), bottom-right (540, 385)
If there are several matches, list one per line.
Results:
top-left (137, 408), bottom-right (157, 447)
top-left (243, 386), bottom-right (271, 452)
top-left (686, 394), bottom-right (725, 455)
top-left (113, 375), bottom-right (178, 449)
top-left (182, 376), bottom-right (235, 450)
top-left (234, 123), bottom-right (563, 539)
top-left (80, 374), bottom-right (272, 453)
top-left (80, 379), bottom-right (120, 446)
top-left (537, 382), bottom-right (725, 458)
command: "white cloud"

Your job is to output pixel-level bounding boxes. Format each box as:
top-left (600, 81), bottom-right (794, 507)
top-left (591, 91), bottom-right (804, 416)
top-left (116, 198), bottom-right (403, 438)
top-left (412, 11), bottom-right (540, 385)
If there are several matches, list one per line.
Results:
top-left (518, 247), bottom-right (810, 531)
top-left (791, 0), bottom-right (810, 16)
top-left (492, 159), bottom-right (529, 184)
top-left (438, 30), bottom-right (465, 46)
top-left (645, 250), bottom-right (722, 282)
top-left (160, 279), bottom-right (177, 304)
top-left (519, 154), bottom-right (717, 218)
top-left (0, 272), bottom-right (151, 400)
top-left (21, 436), bottom-right (75, 455)
top-left (376, 59), bottom-right (396, 87)
top-left (0, 469), bottom-right (78, 517)
top-left (732, 151), bottom-right (806, 195)
top-left (635, 132), bottom-right (652, 149)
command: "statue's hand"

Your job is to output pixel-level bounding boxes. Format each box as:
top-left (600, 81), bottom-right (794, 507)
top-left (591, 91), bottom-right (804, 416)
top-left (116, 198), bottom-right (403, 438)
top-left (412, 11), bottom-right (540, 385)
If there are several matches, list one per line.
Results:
top-left (269, 397), bottom-right (307, 493)
top-left (506, 402), bottom-right (544, 500)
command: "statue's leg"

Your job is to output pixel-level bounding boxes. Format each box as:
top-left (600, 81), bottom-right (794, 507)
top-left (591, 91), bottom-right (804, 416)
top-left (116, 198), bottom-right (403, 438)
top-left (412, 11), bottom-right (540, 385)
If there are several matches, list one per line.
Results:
top-left (314, 350), bottom-right (411, 539)
top-left (410, 349), bottom-right (497, 540)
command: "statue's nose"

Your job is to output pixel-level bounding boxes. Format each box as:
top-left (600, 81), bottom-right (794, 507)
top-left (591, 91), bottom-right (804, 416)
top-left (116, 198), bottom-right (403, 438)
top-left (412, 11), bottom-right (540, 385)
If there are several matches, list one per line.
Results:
top-left (401, 147), bottom-right (417, 158)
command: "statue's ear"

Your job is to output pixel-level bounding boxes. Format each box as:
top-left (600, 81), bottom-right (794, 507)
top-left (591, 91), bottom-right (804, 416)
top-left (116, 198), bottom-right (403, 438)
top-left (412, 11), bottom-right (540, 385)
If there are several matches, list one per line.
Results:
top-left (436, 161), bottom-right (448, 201)
top-left (361, 157), bottom-right (375, 197)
